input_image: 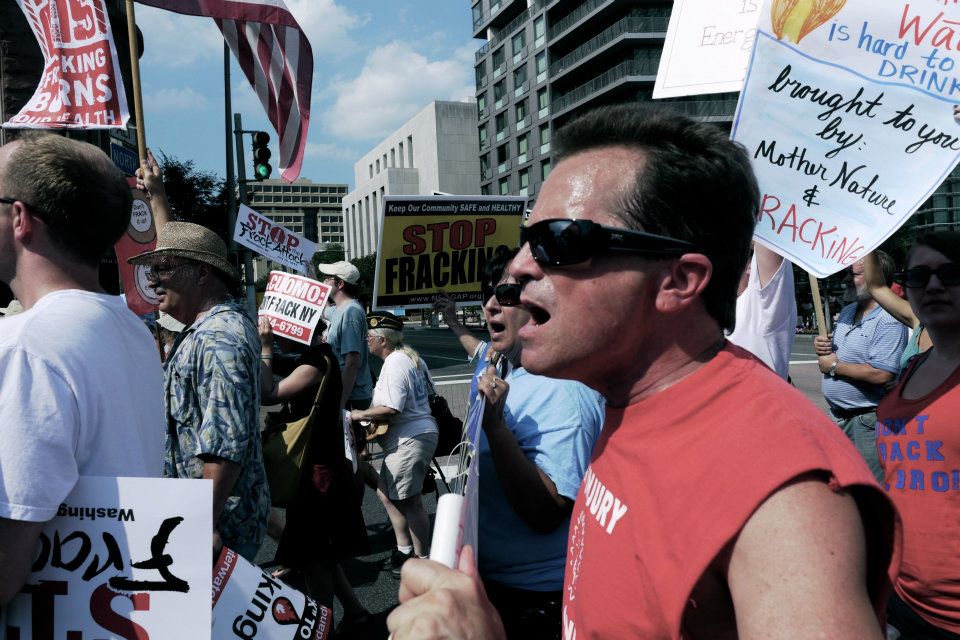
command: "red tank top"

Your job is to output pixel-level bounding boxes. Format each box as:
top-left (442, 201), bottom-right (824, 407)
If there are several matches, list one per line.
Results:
top-left (877, 353), bottom-right (960, 634)
top-left (562, 345), bottom-right (899, 639)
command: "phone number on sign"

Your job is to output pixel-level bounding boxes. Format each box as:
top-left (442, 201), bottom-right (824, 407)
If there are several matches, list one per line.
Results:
top-left (267, 316), bottom-right (307, 338)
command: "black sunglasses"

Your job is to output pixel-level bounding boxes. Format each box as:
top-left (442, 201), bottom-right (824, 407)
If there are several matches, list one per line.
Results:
top-left (519, 219), bottom-right (699, 267)
top-left (494, 282), bottom-right (522, 306)
top-left (0, 196), bottom-right (48, 222)
top-left (900, 264), bottom-right (960, 288)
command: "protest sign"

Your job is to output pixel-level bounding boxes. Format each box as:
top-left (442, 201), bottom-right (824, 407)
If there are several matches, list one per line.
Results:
top-left (4, 0), bottom-right (129, 129)
top-left (234, 204), bottom-right (319, 275)
top-left (654, 0), bottom-right (761, 98)
top-left (115, 180), bottom-right (160, 316)
top-left (259, 271), bottom-right (331, 345)
top-left (212, 548), bottom-right (332, 640)
top-left (374, 196), bottom-right (525, 309)
top-left (1, 476), bottom-right (212, 639)
top-left (732, 0), bottom-right (960, 278)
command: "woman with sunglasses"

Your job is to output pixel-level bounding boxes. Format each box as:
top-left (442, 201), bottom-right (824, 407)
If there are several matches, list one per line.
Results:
top-left (433, 249), bottom-right (603, 640)
top-left (863, 250), bottom-right (933, 372)
top-left (875, 231), bottom-right (960, 640)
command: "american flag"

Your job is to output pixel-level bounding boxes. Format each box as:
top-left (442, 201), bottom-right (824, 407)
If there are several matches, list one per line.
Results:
top-left (136, 0), bottom-right (312, 182)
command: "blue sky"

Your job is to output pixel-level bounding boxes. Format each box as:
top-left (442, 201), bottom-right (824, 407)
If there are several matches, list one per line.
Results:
top-left (135, 0), bottom-right (479, 189)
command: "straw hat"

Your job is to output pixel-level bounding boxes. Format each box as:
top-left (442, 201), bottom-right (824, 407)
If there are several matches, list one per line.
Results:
top-left (127, 222), bottom-right (238, 281)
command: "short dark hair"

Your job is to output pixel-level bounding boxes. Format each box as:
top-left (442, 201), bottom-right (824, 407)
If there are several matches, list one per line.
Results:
top-left (1, 132), bottom-right (132, 267)
top-left (554, 105), bottom-right (759, 331)
top-left (482, 247), bottom-right (519, 287)
top-left (909, 231), bottom-right (960, 265)
top-left (334, 276), bottom-right (360, 298)
top-left (873, 250), bottom-right (897, 287)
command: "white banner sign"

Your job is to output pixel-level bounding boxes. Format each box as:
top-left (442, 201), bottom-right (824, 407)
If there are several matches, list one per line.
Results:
top-left (732, 0), bottom-right (960, 278)
top-left (1, 476), bottom-right (212, 639)
top-left (259, 271), bottom-right (331, 345)
top-left (234, 204), bottom-right (318, 275)
top-left (654, 0), bottom-right (761, 98)
top-left (211, 548), bottom-right (332, 640)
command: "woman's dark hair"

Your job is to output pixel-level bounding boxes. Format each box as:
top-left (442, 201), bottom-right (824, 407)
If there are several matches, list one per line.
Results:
top-left (909, 231), bottom-right (960, 265)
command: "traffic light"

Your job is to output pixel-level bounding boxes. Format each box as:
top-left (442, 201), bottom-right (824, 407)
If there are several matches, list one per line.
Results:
top-left (251, 131), bottom-right (272, 180)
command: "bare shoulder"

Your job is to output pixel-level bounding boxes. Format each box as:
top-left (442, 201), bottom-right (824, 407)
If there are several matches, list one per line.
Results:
top-left (726, 473), bottom-right (886, 640)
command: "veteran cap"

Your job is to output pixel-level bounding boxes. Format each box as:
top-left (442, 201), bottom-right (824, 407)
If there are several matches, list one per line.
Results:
top-left (367, 310), bottom-right (404, 331)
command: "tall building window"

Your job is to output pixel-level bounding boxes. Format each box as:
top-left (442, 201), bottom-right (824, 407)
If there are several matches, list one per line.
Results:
top-left (494, 80), bottom-right (506, 107)
top-left (497, 143), bottom-right (510, 164)
top-left (539, 123), bottom-right (551, 153)
top-left (481, 184), bottom-right (491, 196)
top-left (517, 133), bottom-right (529, 163)
top-left (492, 46), bottom-right (505, 75)
top-left (499, 177), bottom-right (510, 195)
top-left (541, 158), bottom-right (552, 180)
top-left (390, 148), bottom-right (396, 167)
top-left (475, 61), bottom-right (486, 87)
top-left (512, 31), bottom-right (526, 62)
top-left (535, 51), bottom-right (547, 81)
top-left (398, 141), bottom-right (404, 168)
top-left (534, 16), bottom-right (546, 46)
top-left (518, 168), bottom-right (530, 194)
top-left (472, 1), bottom-right (482, 25)
top-left (515, 99), bottom-right (527, 128)
top-left (537, 87), bottom-right (549, 117)
top-left (513, 64), bottom-right (527, 96)
top-left (495, 113), bottom-right (507, 141)
top-left (480, 153), bottom-right (491, 177)
top-left (477, 92), bottom-right (487, 117)
top-left (407, 135), bottom-right (414, 167)
top-left (478, 124), bottom-right (489, 149)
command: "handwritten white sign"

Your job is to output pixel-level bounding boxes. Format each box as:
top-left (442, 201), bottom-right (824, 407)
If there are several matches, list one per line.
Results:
top-left (654, 0), bottom-right (761, 98)
top-left (259, 271), bottom-right (331, 345)
top-left (732, 0), bottom-right (960, 278)
top-left (234, 204), bottom-right (318, 275)
top-left (1, 477), bottom-right (212, 639)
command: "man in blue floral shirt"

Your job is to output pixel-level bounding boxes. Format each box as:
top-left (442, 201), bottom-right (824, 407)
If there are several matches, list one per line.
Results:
top-left (130, 222), bottom-right (270, 560)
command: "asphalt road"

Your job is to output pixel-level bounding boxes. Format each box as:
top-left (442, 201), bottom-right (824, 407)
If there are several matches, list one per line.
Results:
top-left (256, 328), bottom-right (833, 638)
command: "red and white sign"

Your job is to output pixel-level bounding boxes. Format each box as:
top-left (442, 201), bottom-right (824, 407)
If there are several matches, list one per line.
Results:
top-left (115, 179), bottom-right (160, 316)
top-left (0, 476), bottom-right (212, 639)
top-left (5, 0), bottom-right (130, 130)
top-left (212, 548), bottom-right (332, 640)
top-left (234, 204), bottom-right (318, 275)
top-left (258, 271), bottom-right (330, 345)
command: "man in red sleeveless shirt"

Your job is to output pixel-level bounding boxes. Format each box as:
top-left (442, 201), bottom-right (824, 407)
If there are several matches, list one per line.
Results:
top-left (387, 105), bottom-right (901, 640)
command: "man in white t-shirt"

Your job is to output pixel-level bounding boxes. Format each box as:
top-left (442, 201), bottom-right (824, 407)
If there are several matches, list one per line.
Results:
top-left (0, 133), bottom-right (165, 604)
top-left (727, 243), bottom-right (797, 379)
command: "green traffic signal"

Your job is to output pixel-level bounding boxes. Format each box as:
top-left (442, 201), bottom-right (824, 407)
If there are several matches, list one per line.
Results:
top-left (251, 131), bottom-right (272, 181)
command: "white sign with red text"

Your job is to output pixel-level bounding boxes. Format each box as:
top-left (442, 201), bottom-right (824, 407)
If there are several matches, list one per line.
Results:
top-left (732, 0), bottom-right (960, 278)
top-left (234, 204), bottom-right (318, 275)
top-left (0, 476), bottom-right (212, 639)
top-left (259, 271), bottom-right (331, 345)
top-left (5, 0), bottom-right (129, 129)
top-left (211, 548), bottom-right (332, 640)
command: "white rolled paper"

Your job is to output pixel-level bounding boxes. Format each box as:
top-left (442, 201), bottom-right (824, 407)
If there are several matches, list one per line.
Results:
top-left (429, 493), bottom-right (466, 569)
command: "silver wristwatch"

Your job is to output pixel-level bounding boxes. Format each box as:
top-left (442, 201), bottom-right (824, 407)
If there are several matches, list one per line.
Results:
top-left (829, 360), bottom-right (838, 378)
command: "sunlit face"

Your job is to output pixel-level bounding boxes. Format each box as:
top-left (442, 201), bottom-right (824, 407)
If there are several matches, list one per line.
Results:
top-left (508, 147), bottom-right (661, 388)
top-left (905, 245), bottom-right (960, 332)
top-left (366, 330), bottom-right (387, 359)
top-left (850, 259), bottom-right (870, 301)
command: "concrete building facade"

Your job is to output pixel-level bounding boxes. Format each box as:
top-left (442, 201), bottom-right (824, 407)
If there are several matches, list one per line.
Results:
top-left (246, 178), bottom-right (347, 277)
top-left (342, 101), bottom-right (481, 259)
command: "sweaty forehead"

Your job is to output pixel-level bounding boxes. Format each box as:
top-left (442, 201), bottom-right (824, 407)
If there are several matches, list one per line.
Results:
top-left (530, 147), bottom-right (644, 225)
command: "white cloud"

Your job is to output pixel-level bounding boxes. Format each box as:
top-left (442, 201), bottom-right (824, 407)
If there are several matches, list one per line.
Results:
top-left (322, 41), bottom-right (475, 141)
top-left (143, 87), bottom-right (209, 111)
top-left (305, 142), bottom-right (360, 161)
top-left (136, 6), bottom-right (223, 68)
top-left (285, 0), bottom-right (369, 57)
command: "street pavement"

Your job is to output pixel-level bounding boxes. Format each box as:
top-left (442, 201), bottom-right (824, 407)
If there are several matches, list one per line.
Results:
top-left (256, 328), bottom-right (832, 638)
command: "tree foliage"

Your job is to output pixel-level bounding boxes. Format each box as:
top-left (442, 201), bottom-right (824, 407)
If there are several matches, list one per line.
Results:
top-left (156, 152), bottom-right (229, 238)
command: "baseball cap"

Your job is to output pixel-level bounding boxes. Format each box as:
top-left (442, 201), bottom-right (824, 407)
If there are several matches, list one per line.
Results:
top-left (317, 260), bottom-right (360, 285)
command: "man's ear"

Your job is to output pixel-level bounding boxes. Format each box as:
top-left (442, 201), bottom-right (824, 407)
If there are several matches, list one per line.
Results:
top-left (196, 262), bottom-right (211, 285)
top-left (10, 202), bottom-right (39, 242)
top-left (654, 254), bottom-right (713, 314)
